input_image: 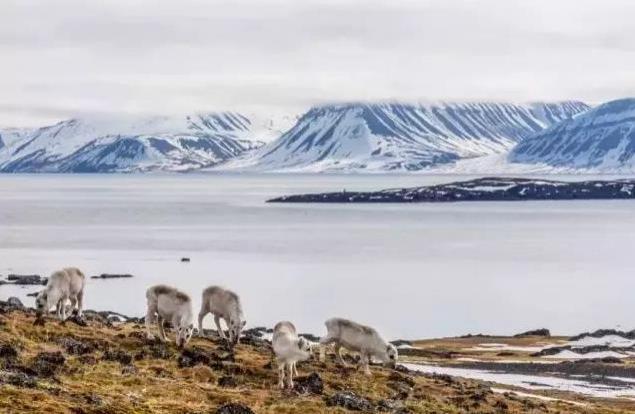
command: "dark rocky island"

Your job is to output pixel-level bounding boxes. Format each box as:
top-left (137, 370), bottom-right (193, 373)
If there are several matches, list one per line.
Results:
top-left (267, 177), bottom-right (635, 203)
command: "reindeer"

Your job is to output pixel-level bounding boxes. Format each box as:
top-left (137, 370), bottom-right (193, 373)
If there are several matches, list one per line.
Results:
top-left (198, 286), bottom-right (246, 346)
top-left (35, 267), bottom-right (85, 321)
top-left (319, 317), bottom-right (398, 375)
top-left (272, 321), bottom-right (312, 388)
top-left (145, 285), bottom-right (194, 348)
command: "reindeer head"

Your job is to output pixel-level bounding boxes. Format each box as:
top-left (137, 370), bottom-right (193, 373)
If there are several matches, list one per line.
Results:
top-left (176, 323), bottom-right (194, 348)
top-left (384, 343), bottom-right (398, 368)
top-left (229, 319), bottom-right (246, 345)
top-left (35, 291), bottom-right (48, 317)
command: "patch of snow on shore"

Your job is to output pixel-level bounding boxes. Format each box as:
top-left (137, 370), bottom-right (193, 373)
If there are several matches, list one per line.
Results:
top-left (568, 335), bottom-right (635, 349)
top-left (544, 350), bottom-right (629, 360)
top-left (469, 343), bottom-right (550, 352)
top-left (401, 363), bottom-right (635, 399)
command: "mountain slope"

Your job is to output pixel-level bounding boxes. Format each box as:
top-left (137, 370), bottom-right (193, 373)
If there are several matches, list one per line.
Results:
top-left (223, 101), bottom-right (590, 172)
top-left (0, 113), bottom-right (281, 172)
top-left (509, 98), bottom-right (635, 170)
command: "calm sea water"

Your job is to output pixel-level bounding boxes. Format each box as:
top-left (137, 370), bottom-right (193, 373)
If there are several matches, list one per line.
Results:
top-left (1, 173), bottom-right (634, 339)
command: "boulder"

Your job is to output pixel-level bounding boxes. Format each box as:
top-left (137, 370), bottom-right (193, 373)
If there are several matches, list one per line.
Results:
top-left (58, 337), bottom-right (95, 355)
top-left (91, 273), bottom-right (133, 279)
top-left (0, 343), bottom-right (19, 360)
top-left (326, 391), bottom-right (374, 411)
top-left (6, 274), bottom-right (46, 285)
top-left (215, 403), bottom-right (255, 414)
top-left (102, 349), bottom-right (133, 365)
top-left (217, 375), bottom-right (238, 387)
top-left (7, 297), bottom-right (24, 308)
top-left (293, 372), bottom-right (323, 395)
top-left (30, 351), bottom-right (65, 377)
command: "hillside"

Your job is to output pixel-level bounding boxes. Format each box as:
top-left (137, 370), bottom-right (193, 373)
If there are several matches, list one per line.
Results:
top-left (510, 98), bottom-right (635, 170)
top-left (0, 299), bottom-right (630, 413)
top-left (223, 101), bottom-right (590, 172)
top-left (0, 112), bottom-right (291, 173)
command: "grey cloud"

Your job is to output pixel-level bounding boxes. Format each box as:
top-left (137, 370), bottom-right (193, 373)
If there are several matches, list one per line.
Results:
top-left (0, 0), bottom-right (633, 127)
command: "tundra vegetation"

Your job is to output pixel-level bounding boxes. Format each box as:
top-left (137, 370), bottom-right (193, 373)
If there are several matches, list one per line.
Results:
top-left (0, 300), bottom-right (632, 413)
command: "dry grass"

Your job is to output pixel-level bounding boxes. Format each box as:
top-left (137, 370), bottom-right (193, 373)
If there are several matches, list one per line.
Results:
top-left (0, 308), bottom-right (631, 414)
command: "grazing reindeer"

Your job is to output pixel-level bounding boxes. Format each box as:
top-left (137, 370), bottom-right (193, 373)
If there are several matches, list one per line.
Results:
top-left (272, 321), bottom-right (312, 389)
top-left (319, 317), bottom-right (398, 375)
top-left (198, 286), bottom-right (246, 345)
top-left (35, 267), bottom-right (85, 321)
top-left (145, 285), bottom-right (194, 349)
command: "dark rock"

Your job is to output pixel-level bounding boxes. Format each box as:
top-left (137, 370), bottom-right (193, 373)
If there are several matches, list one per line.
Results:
top-left (573, 356), bottom-right (624, 364)
top-left (387, 381), bottom-right (411, 400)
top-left (149, 343), bottom-right (174, 360)
top-left (2, 372), bottom-right (37, 388)
top-left (388, 372), bottom-right (416, 387)
top-left (58, 337), bottom-right (95, 355)
top-left (390, 340), bottom-right (412, 347)
top-left (326, 391), bottom-right (374, 411)
top-left (293, 372), bottom-right (323, 395)
top-left (7, 297), bottom-right (24, 308)
top-left (268, 177), bottom-right (635, 203)
top-left (77, 355), bottom-right (97, 365)
top-left (180, 257), bottom-right (190, 262)
top-left (83, 393), bottom-right (103, 405)
top-left (496, 351), bottom-right (516, 357)
top-left (241, 327), bottom-right (266, 338)
top-left (66, 315), bottom-right (88, 327)
top-left (218, 375), bottom-right (237, 387)
top-left (121, 364), bottom-right (138, 375)
top-left (7, 274), bottom-right (46, 285)
top-left (102, 349), bottom-right (133, 365)
top-left (26, 292), bottom-right (38, 297)
top-left (90, 273), bottom-right (133, 279)
top-left (298, 333), bottom-right (320, 342)
top-left (570, 329), bottom-right (635, 341)
top-left (30, 351), bottom-right (65, 377)
top-left (514, 328), bottom-right (551, 337)
top-left (178, 346), bottom-right (213, 368)
top-left (215, 403), bottom-right (255, 414)
top-left (377, 399), bottom-right (408, 412)
top-left (0, 343), bottom-right (19, 360)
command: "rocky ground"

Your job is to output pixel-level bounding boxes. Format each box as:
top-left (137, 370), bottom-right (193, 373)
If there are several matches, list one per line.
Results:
top-left (0, 299), bottom-right (633, 413)
top-left (267, 177), bottom-right (635, 203)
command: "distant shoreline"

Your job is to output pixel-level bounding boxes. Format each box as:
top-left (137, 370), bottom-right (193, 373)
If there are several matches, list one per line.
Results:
top-left (268, 177), bottom-right (635, 203)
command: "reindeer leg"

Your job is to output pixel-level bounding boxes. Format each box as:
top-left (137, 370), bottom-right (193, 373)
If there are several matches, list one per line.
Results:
top-left (214, 315), bottom-right (227, 340)
top-left (277, 360), bottom-right (285, 389)
top-left (335, 343), bottom-right (348, 367)
top-left (145, 306), bottom-right (156, 340)
top-left (286, 362), bottom-right (294, 389)
top-left (197, 310), bottom-right (207, 337)
top-left (157, 315), bottom-right (167, 342)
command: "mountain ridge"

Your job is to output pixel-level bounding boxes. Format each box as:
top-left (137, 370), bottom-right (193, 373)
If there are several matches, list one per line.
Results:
top-left (509, 98), bottom-right (635, 170)
top-left (221, 101), bottom-right (590, 172)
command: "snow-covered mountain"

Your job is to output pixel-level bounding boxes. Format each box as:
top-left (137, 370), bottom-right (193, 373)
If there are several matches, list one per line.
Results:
top-left (510, 98), bottom-right (635, 171)
top-left (0, 112), bottom-right (293, 172)
top-left (222, 101), bottom-right (590, 172)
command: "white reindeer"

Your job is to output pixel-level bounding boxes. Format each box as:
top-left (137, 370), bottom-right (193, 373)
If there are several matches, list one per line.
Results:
top-left (198, 286), bottom-right (246, 345)
top-left (319, 317), bottom-right (398, 375)
top-left (145, 285), bottom-right (194, 349)
top-left (35, 267), bottom-right (85, 321)
top-left (272, 321), bottom-right (312, 389)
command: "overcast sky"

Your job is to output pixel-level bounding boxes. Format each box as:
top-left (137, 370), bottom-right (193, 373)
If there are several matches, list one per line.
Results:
top-left (1, 0), bottom-right (634, 127)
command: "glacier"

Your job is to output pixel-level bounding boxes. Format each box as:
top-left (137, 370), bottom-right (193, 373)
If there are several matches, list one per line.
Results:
top-left (221, 101), bottom-right (590, 172)
top-left (510, 98), bottom-right (635, 171)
